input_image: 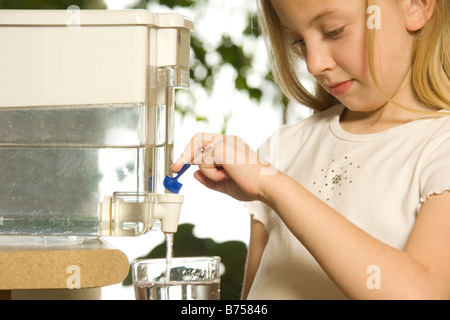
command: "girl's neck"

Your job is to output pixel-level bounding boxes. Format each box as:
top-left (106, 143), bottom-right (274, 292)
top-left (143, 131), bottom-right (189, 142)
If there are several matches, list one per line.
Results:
top-left (339, 106), bottom-right (424, 134)
top-left (340, 77), bottom-right (434, 134)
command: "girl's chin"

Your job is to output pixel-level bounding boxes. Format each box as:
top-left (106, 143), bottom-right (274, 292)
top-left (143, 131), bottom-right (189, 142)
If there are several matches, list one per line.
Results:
top-left (335, 90), bottom-right (387, 112)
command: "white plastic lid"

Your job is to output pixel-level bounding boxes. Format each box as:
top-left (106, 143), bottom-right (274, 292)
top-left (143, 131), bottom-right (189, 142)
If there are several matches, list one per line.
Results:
top-left (0, 9), bottom-right (193, 30)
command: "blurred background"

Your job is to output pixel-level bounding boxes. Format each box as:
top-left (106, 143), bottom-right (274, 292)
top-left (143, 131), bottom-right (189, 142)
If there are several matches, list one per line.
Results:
top-left (0, 0), bottom-right (312, 299)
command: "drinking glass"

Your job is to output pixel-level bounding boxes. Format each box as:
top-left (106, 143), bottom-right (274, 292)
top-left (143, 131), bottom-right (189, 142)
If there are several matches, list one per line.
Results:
top-left (132, 256), bottom-right (221, 300)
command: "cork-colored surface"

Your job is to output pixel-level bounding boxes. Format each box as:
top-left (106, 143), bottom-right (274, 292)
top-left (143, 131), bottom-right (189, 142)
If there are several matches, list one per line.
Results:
top-left (0, 239), bottom-right (129, 290)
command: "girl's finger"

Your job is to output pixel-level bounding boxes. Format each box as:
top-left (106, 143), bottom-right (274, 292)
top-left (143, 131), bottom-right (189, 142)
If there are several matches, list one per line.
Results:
top-left (172, 133), bottom-right (224, 171)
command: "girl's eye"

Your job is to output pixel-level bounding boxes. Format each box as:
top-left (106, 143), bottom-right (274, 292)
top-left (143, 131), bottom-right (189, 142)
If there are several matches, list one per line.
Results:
top-left (291, 27), bottom-right (344, 47)
top-left (292, 38), bottom-right (306, 47)
top-left (291, 26), bottom-right (344, 48)
top-left (325, 27), bottom-right (344, 38)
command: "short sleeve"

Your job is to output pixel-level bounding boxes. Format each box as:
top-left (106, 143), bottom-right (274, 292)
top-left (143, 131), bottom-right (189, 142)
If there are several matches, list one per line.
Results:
top-left (245, 200), bottom-right (271, 228)
top-left (419, 134), bottom-right (450, 204)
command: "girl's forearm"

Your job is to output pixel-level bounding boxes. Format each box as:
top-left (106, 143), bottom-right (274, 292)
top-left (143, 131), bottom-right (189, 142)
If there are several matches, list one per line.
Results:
top-left (260, 171), bottom-right (439, 299)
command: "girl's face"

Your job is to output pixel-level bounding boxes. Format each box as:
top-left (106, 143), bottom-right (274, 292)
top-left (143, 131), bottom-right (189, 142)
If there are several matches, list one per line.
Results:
top-left (271, 0), bottom-right (417, 113)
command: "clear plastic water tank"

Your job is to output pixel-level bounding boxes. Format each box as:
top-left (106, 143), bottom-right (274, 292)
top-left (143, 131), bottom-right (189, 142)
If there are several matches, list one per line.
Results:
top-left (0, 9), bottom-right (193, 241)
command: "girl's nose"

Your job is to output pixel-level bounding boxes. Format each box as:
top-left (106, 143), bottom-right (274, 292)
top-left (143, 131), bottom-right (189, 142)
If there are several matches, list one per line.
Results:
top-left (305, 43), bottom-right (336, 76)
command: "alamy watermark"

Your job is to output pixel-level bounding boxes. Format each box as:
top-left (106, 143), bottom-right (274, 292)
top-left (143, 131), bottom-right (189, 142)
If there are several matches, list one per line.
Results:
top-left (367, 5), bottom-right (381, 30)
top-left (183, 132), bottom-right (279, 176)
top-left (366, 265), bottom-right (381, 290)
top-left (66, 265), bottom-right (81, 289)
top-left (66, 5), bottom-right (81, 29)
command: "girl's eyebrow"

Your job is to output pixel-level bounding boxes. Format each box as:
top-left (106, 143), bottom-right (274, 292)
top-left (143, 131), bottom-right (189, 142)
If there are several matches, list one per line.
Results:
top-left (281, 8), bottom-right (342, 32)
top-left (309, 9), bottom-right (340, 26)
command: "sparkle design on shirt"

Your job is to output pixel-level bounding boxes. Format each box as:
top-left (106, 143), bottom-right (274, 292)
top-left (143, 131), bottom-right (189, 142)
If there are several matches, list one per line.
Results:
top-left (332, 175), bottom-right (342, 184)
top-left (312, 155), bottom-right (361, 201)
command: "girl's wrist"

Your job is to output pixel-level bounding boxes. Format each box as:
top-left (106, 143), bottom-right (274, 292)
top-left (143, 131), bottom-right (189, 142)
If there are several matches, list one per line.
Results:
top-left (258, 168), bottom-right (287, 206)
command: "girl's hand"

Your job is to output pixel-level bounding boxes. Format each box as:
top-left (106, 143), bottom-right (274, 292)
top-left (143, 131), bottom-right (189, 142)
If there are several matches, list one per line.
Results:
top-left (171, 133), bottom-right (276, 202)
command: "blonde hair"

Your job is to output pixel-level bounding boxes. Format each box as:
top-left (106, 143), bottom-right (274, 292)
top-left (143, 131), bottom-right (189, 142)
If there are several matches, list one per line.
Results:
top-left (258, 0), bottom-right (450, 113)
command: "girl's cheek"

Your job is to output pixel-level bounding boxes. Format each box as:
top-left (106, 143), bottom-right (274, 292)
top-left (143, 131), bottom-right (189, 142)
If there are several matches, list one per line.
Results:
top-left (335, 36), bottom-right (367, 75)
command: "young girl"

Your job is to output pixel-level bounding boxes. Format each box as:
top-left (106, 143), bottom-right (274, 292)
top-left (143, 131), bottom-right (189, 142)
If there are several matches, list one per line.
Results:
top-left (172, 0), bottom-right (450, 299)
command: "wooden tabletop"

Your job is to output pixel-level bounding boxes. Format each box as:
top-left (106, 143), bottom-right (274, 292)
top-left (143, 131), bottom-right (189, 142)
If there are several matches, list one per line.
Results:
top-left (0, 238), bottom-right (129, 290)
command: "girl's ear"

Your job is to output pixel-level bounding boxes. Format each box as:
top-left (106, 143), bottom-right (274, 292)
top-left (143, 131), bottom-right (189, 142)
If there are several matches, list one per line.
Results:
top-left (405, 0), bottom-right (436, 31)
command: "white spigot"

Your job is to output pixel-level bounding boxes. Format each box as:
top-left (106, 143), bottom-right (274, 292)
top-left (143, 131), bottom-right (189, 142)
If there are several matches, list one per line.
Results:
top-left (154, 193), bottom-right (184, 233)
top-left (98, 193), bottom-right (184, 236)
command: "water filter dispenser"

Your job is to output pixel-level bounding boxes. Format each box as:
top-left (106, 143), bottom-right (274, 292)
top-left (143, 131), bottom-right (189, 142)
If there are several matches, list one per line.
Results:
top-left (0, 9), bottom-right (193, 241)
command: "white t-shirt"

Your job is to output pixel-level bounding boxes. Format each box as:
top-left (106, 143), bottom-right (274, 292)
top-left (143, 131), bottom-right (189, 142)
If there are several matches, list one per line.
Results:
top-left (246, 104), bottom-right (450, 300)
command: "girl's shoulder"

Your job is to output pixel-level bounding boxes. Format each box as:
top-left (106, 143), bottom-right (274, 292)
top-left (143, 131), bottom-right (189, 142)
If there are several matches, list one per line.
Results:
top-left (419, 110), bottom-right (450, 142)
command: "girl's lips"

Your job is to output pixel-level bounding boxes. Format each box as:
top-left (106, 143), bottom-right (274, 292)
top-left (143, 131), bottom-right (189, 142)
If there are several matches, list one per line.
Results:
top-left (329, 80), bottom-right (354, 96)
